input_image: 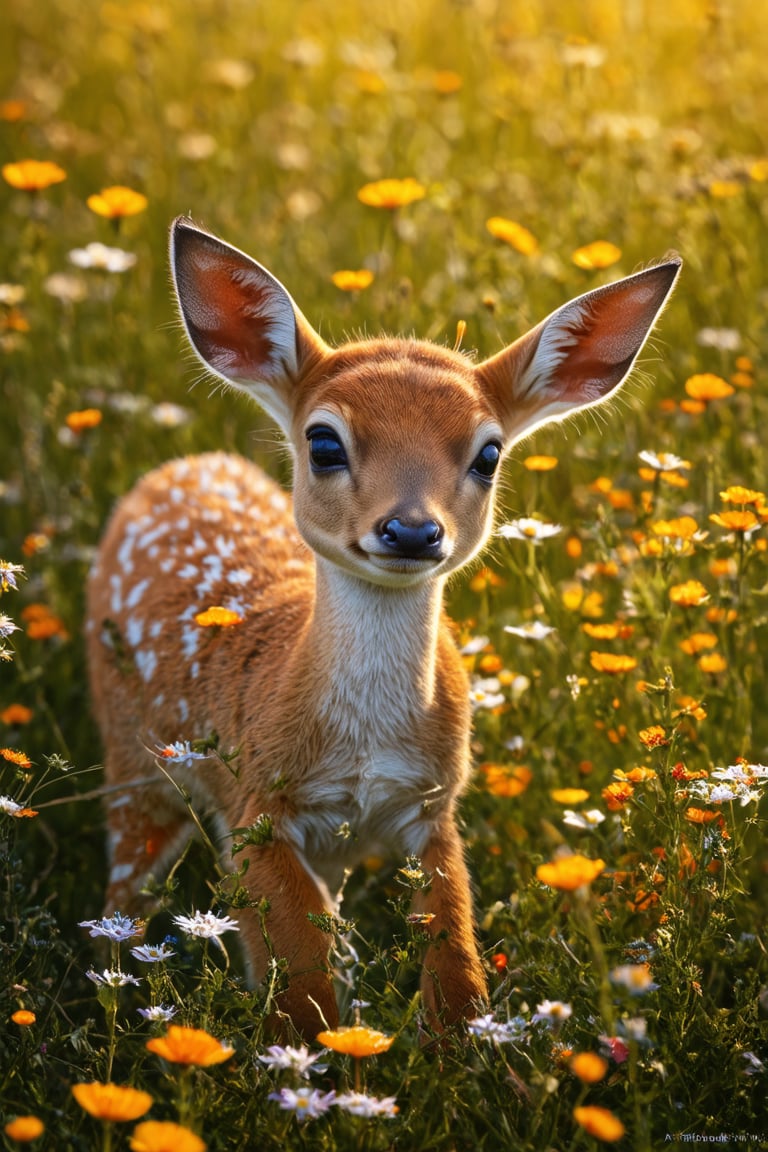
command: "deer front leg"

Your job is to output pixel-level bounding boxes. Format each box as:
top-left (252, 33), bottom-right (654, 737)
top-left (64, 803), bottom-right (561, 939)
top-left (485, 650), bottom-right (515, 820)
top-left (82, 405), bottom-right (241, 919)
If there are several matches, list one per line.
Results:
top-left (413, 819), bottom-right (488, 1029)
top-left (241, 840), bottom-right (339, 1039)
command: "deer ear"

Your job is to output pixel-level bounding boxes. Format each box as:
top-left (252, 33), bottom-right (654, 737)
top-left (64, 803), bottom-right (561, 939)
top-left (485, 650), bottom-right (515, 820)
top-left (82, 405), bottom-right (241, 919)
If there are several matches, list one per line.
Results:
top-left (170, 217), bottom-right (329, 434)
top-left (475, 258), bottom-right (681, 444)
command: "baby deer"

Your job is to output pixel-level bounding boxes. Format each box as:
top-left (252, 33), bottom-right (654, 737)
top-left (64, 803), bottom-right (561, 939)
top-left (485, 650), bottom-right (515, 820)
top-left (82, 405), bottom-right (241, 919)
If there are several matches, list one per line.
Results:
top-left (87, 218), bottom-right (680, 1036)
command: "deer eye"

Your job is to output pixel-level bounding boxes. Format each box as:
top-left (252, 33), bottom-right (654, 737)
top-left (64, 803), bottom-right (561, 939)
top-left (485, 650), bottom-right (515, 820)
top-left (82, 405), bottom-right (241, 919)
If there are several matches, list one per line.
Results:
top-left (470, 441), bottom-right (501, 483)
top-left (307, 426), bottom-right (348, 472)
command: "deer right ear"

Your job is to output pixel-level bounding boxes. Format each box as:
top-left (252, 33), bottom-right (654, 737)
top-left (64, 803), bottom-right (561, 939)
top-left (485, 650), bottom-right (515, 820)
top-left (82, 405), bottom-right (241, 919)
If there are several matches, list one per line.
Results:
top-left (170, 217), bottom-right (329, 434)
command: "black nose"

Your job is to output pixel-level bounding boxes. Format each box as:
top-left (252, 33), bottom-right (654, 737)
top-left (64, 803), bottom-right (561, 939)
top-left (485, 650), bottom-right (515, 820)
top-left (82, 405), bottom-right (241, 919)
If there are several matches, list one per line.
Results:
top-left (378, 517), bottom-right (444, 559)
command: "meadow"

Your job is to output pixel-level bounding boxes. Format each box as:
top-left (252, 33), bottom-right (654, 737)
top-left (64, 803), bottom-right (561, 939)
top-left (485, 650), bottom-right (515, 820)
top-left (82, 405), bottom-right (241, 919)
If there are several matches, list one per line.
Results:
top-left (2, 0), bottom-right (768, 1148)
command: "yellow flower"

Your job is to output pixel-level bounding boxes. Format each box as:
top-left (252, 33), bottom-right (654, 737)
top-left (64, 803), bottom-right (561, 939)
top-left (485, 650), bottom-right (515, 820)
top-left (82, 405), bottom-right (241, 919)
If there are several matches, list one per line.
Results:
top-left (582, 622), bottom-right (631, 640)
top-left (65, 408), bottom-right (102, 432)
top-left (130, 1121), bottom-right (206, 1152)
top-left (709, 510), bottom-right (759, 533)
top-left (357, 178), bottom-right (426, 209)
top-left (4, 1116), bottom-right (45, 1142)
top-left (719, 485), bottom-right (765, 506)
top-left (145, 1025), bottom-right (234, 1066)
top-left (11, 1009), bottom-right (36, 1026)
top-left (194, 606), bottom-right (244, 627)
top-left (650, 515), bottom-right (699, 539)
top-left (87, 185), bottom-right (148, 218)
top-left (331, 269), bottom-right (374, 291)
top-left (571, 241), bottom-right (621, 270)
top-left (550, 788), bottom-right (590, 805)
top-left (698, 652), bottom-right (727, 675)
top-left (479, 763), bottom-right (532, 798)
top-left (71, 1082), bottom-right (153, 1122)
top-left (709, 179), bottom-right (741, 198)
top-left (669, 580), bottom-right (709, 607)
top-left (684, 373), bottom-right (734, 401)
top-left (486, 217), bottom-right (539, 255)
top-left (602, 781), bottom-right (634, 811)
top-left (536, 854), bottom-right (605, 891)
top-left (522, 454), bottom-right (558, 471)
top-left (679, 632), bottom-right (718, 656)
top-left (615, 765), bottom-right (656, 783)
top-left (316, 1025), bottom-right (394, 1057)
top-left (2, 160), bottom-right (66, 191)
top-left (573, 1105), bottom-right (625, 1143)
top-left (638, 725), bottom-right (669, 748)
top-left (589, 651), bottom-right (638, 674)
top-left (570, 1052), bottom-right (608, 1083)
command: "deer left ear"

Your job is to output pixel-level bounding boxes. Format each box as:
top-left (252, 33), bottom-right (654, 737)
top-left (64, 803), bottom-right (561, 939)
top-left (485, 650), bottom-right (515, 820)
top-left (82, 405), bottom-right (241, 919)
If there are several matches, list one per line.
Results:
top-left (475, 257), bottom-right (682, 444)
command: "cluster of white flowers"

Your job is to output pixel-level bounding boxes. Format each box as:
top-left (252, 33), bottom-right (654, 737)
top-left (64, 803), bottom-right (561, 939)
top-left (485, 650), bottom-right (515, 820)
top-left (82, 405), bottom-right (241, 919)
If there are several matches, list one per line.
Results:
top-left (78, 912), bottom-right (142, 942)
top-left (684, 762), bottom-right (768, 808)
top-left (468, 1013), bottom-right (527, 1044)
top-left (262, 1045), bottom-right (399, 1121)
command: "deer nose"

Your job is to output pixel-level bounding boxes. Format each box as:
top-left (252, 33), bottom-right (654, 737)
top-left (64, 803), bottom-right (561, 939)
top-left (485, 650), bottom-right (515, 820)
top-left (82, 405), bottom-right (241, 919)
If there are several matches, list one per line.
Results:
top-left (378, 517), bottom-right (444, 559)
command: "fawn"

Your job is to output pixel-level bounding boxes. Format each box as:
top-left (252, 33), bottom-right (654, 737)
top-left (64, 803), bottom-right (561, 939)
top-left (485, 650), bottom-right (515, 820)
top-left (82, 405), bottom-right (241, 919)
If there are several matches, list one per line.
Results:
top-left (87, 218), bottom-right (680, 1036)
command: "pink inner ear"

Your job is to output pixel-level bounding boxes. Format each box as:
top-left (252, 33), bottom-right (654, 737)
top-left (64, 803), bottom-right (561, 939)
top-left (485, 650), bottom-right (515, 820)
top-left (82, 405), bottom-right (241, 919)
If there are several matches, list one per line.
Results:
top-left (180, 256), bottom-right (280, 378)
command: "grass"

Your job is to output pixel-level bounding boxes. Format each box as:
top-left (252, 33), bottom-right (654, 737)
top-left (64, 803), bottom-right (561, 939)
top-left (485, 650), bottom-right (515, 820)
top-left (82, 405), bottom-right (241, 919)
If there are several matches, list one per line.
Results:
top-left (2, 0), bottom-right (768, 1148)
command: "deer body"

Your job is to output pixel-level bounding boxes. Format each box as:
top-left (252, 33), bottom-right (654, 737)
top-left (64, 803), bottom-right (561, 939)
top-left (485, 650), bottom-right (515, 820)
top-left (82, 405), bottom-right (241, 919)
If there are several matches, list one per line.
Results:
top-left (87, 219), bottom-right (680, 1036)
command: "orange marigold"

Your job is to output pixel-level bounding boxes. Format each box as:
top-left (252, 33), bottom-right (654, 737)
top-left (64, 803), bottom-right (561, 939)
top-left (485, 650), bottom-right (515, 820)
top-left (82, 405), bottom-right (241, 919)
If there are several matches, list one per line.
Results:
top-left (550, 788), bottom-right (590, 805)
top-left (65, 408), bottom-right (102, 432)
top-left (522, 454), bottom-right (558, 471)
top-left (684, 373), bottom-right (734, 402)
top-left (679, 632), bottom-right (718, 655)
top-left (602, 781), bottom-right (634, 810)
top-left (146, 1025), bottom-right (234, 1066)
top-left (571, 241), bottom-right (621, 270)
top-left (331, 269), bottom-right (374, 291)
top-left (719, 485), bottom-right (765, 505)
top-left (698, 652), bottom-right (727, 674)
top-left (589, 651), bottom-right (638, 674)
top-left (4, 1116), bottom-right (45, 1142)
top-left (685, 807), bottom-right (719, 824)
top-left (669, 580), bottom-right (709, 607)
top-left (638, 725), bottom-right (669, 748)
top-left (573, 1105), bottom-right (625, 1142)
top-left (357, 178), bottom-right (426, 209)
top-left (87, 185), bottom-right (148, 218)
top-left (11, 1009), bottom-right (36, 1026)
top-left (709, 510), bottom-right (759, 532)
top-left (71, 1082), bottom-right (153, 1122)
top-left (2, 159), bottom-right (66, 191)
top-left (486, 217), bottom-right (539, 255)
top-left (536, 854), bottom-right (605, 891)
top-left (129, 1121), bottom-right (206, 1152)
top-left (479, 763), bottom-right (532, 798)
top-left (570, 1051), bottom-right (608, 1083)
top-left (1, 747), bottom-right (32, 768)
top-left (316, 1025), bottom-right (394, 1057)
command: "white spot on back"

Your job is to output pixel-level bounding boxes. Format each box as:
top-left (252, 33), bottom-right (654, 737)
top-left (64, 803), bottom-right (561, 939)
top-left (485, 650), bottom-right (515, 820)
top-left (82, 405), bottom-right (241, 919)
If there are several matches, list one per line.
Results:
top-left (126, 578), bottom-right (151, 609)
top-left (135, 648), bottom-right (158, 682)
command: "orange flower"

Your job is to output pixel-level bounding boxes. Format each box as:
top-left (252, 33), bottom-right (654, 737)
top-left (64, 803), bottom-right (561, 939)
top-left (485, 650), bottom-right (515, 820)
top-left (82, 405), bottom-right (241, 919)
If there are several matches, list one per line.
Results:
top-left (650, 515), bottom-right (699, 539)
top-left (679, 632), bottom-right (718, 655)
top-left (87, 185), bottom-right (148, 218)
top-left (669, 580), bottom-right (709, 607)
top-left (615, 765), bottom-right (656, 782)
top-left (146, 1025), bottom-right (234, 1066)
top-left (602, 781), bottom-right (634, 810)
top-left (331, 269), bottom-right (374, 291)
top-left (4, 1116), bottom-right (44, 1142)
top-left (1, 747), bottom-right (32, 768)
top-left (0, 100), bottom-right (27, 122)
top-left (582, 622), bottom-right (632, 640)
top-left (11, 1009), bottom-right (36, 1026)
top-left (719, 485), bottom-right (765, 505)
top-left (709, 510), bottom-right (759, 532)
top-left (491, 952), bottom-right (508, 972)
top-left (570, 1052), bottom-right (608, 1083)
top-left (357, 178), bottom-right (426, 209)
top-left (316, 1025), bottom-right (394, 1057)
top-left (432, 70), bottom-right (463, 94)
top-left (698, 652), bottom-right (727, 675)
top-left (2, 159), bottom-right (66, 191)
top-left (130, 1121), bottom-right (206, 1152)
top-left (573, 1105), bottom-right (625, 1142)
top-left (194, 606), bottom-right (243, 628)
top-left (522, 454), bottom-right (558, 471)
top-left (571, 241), bottom-right (621, 270)
top-left (709, 179), bottom-right (741, 198)
top-left (638, 725), bottom-right (669, 749)
top-left (684, 373), bottom-right (734, 402)
top-left (479, 763), bottom-right (532, 798)
top-left (685, 807), bottom-right (719, 824)
top-left (536, 854), bottom-right (605, 891)
top-left (550, 788), bottom-right (590, 805)
top-left (65, 408), bottom-right (102, 432)
top-left (20, 604), bottom-right (69, 640)
top-left (589, 651), bottom-right (637, 674)
top-left (71, 1082), bottom-right (153, 1122)
top-left (486, 217), bottom-right (539, 255)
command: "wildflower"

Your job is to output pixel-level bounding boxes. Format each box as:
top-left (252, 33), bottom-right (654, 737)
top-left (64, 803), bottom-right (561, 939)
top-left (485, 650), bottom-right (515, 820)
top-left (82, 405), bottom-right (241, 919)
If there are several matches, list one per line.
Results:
top-left (589, 651), bottom-right (638, 674)
top-left (146, 1024), bottom-right (234, 1066)
top-left (696, 327), bottom-right (741, 351)
top-left (610, 964), bottom-right (659, 993)
top-left (11, 1010), bottom-right (36, 1026)
top-left (153, 741), bottom-right (209, 765)
top-left (479, 763), bottom-right (532, 798)
top-left (172, 909), bottom-right (239, 941)
top-left (432, 69), bottom-right (462, 93)
top-left (2, 159), bottom-right (66, 190)
top-left (638, 725), bottom-right (669, 748)
top-left (570, 1052), bottom-right (608, 1082)
top-left (602, 781), bottom-right (634, 811)
top-left (650, 515), bottom-right (700, 542)
top-left (497, 518), bottom-right (561, 542)
top-left (151, 402), bottom-right (191, 428)
top-left (0, 284), bottom-right (25, 306)
top-left (86, 969), bottom-right (141, 988)
top-left (0, 616), bottom-right (20, 639)
top-left (21, 604), bottom-right (68, 640)
top-left (504, 621), bottom-right (556, 640)
top-left (468, 1013), bottom-right (526, 1043)
top-left (460, 635), bottom-right (490, 655)
top-left (709, 179), bottom-right (741, 198)
top-left (1, 747), bottom-right (32, 768)
top-left (1, 704), bottom-right (33, 725)
top-left (194, 606), bottom-right (243, 627)
top-left (43, 272), bottom-right (88, 303)
top-left (571, 241), bottom-right (621, 270)
top-left (72, 1082), bottom-right (152, 1122)
top-left (69, 243), bottom-right (137, 272)
top-left (532, 1000), bottom-right (573, 1024)
top-left (563, 808), bottom-right (606, 830)
top-left (316, 1025), bottom-right (394, 1057)
top-left (331, 269), bottom-right (374, 291)
top-left (65, 408), bottom-right (102, 432)
top-left (336, 1092), bottom-right (399, 1118)
top-left (536, 854), bottom-right (605, 891)
top-left (468, 678), bottom-right (506, 710)
top-left (0, 795), bottom-right (37, 818)
top-left (550, 788), bottom-right (590, 805)
top-left (638, 450), bottom-right (691, 472)
top-left (268, 1086), bottom-right (336, 1121)
top-left (0, 561), bottom-right (24, 591)
top-left (130, 1120), bottom-right (206, 1152)
top-left (357, 178), bottom-right (426, 208)
top-left (709, 509), bottom-right (760, 533)
top-left (669, 580), bottom-right (709, 607)
top-left (719, 485), bottom-right (765, 505)
top-left (3, 1116), bottom-right (44, 1142)
top-left (522, 454), bottom-right (558, 470)
top-left (679, 632), bottom-right (718, 655)
top-left (138, 1004), bottom-right (177, 1022)
top-left (684, 373), bottom-right (734, 401)
top-left (79, 912), bottom-right (142, 942)
top-left (491, 952), bottom-right (508, 972)
top-left (485, 217), bottom-right (539, 255)
top-left (258, 1044), bottom-right (323, 1078)
top-left (684, 807), bottom-right (719, 824)
top-left (87, 185), bottom-right (148, 218)
top-left (130, 943), bottom-right (176, 963)
top-left (573, 1105), bottom-right (625, 1142)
